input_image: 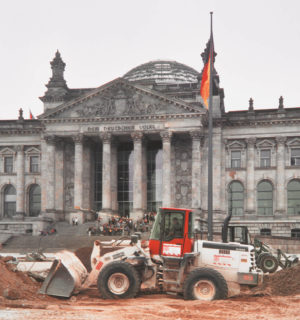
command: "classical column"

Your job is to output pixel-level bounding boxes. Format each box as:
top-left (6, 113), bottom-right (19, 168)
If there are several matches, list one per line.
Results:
top-left (276, 136), bottom-right (286, 214)
top-left (55, 139), bottom-right (64, 213)
top-left (45, 135), bottom-right (56, 211)
top-left (246, 138), bottom-right (256, 214)
top-left (73, 134), bottom-right (84, 210)
top-left (160, 131), bottom-right (172, 207)
top-left (101, 133), bottom-right (112, 212)
top-left (190, 131), bottom-right (202, 210)
top-left (15, 145), bottom-right (25, 218)
top-left (111, 141), bottom-right (118, 212)
top-left (131, 132), bottom-right (144, 220)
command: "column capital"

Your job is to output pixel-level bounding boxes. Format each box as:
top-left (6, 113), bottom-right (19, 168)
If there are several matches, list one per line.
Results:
top-left (190, 130), bottom-right (203, 141)
top-left (160, 130), bottom-right (172, 142)
top-left (131, 131), bottom-right (143, 142)
top-left (72, 133), bottom-right (84, 144)
top-left (16, 145), bottom-right (24, 153)
top-left (56, 137), bottom-right (65, 149)
top-left (44, 135), bottom-right (56, 145)
top-left (246, 137), bottom-right (256, 147)
top-left (101, 132), bottom-right (112, 143)
top-left (276, 136), bottom-right (287, 146)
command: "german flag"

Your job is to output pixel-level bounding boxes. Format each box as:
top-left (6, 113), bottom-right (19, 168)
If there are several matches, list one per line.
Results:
top-left (200, 36), bottom-right (214, 109)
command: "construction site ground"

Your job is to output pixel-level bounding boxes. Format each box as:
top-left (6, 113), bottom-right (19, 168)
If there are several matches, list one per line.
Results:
top-left (1, 222), bottom-right (300, 320)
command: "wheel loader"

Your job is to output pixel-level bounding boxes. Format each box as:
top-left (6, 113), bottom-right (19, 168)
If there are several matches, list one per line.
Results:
top-left (221, 212), bottom-right (299, 274)
top-left (40, 207), bottom-right (263, 301)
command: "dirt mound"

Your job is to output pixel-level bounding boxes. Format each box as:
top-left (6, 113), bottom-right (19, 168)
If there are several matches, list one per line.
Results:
top-left (251, 263), bottom-right (300, 296)
top-left (0, 256), bottom-right (53, 301)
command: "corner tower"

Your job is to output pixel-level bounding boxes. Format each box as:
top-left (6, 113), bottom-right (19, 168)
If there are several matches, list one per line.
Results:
top-left (40, 50), bottom-right (69, 111)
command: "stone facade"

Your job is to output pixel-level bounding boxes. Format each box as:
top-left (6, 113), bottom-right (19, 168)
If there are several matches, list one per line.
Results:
top-left (0, 53), bottom-right (300, 238)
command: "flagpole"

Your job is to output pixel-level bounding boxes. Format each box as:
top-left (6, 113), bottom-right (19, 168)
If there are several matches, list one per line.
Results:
top-left (207, 12), bottom-right (214, 241)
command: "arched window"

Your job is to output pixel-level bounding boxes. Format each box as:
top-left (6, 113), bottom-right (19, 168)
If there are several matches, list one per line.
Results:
top-left (257, 180), bottom-right (273, 216)
top-left (228, 181), bottom-right (244, 216)
top-left (4, 185), bottom-right (16, 218)
top-left (260, 228), bottom-right (271, 236)
top-left (287, 180), bottom-right (300, 215)
top-left (29, 184), bottom-right (41, 217)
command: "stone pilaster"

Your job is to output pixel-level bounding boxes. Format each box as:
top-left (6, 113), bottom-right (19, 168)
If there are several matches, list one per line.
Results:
top-left (73, 134), bottom-right (84, 211)
top-left (45, 135), bottom-right (56, 211)
top-left (246, 138), bottom-right (256, 215)
top-left (190, 131), bottom-right (202, 210)
top-left (15, 145), bottom-right (25, 219)
top-left (160, 131), bottom-right (172, 207)
top-left (276, 136), bottom-right (286, 215)
top-left (101, 133), bottom-right (112, 212)
top-left (131, 131), bottom-right (144, 220)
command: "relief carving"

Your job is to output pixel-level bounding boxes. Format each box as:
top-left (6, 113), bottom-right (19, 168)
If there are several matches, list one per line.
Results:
top-left (76, 97), bottom-right (116, 117)
top-left (173, 138), bottom-right (192, 207)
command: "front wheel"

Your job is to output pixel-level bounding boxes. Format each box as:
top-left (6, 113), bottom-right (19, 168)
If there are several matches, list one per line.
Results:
top-left (183, 268), bottom-right (228, 301)
top-left (260, 255), bottom-right (279, 273)
top-left (97, 261), bottom-right (141, 299)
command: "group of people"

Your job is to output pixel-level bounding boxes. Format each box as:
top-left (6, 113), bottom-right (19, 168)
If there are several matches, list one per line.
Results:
top-left (87, 212), bottom-right (157, 236)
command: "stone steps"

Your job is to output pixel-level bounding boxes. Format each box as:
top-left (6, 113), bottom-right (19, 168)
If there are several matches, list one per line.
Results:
top-left (0, 221), bottom-right (150, 253)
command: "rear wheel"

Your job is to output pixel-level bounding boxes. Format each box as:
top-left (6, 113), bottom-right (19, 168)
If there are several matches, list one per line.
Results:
top-left (183, 268), bottom-right (228, 301)
top-left (260, 255), bottom-right (279, 273)
top-left (97, 261), bottom-right (140, 299)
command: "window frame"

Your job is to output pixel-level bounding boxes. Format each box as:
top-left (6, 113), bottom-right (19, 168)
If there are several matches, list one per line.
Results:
top-left (257, 180), bottom-right (273, 216)
top-left (291, 148), bottom-right (300, 166)
top-left (291, 228), bottom-right (300, 239)
top-left (29, 155), bottom-right (40, 173)
top-left (231, 150), bottom-right (241, 169)
top-left (287, 179), bottom-right (300, 215)
top-left (228, 181), bottom-right (244, 216)
top-left (4, 156), bottom-right (14, 173)
top-left (260, 149), bottom-right (271, 168)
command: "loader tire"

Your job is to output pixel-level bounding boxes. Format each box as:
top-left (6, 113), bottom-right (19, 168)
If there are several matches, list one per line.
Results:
top-left (256, 252), bottom-right (271, 269)
top-left (183, 268), bottom-right (228, 301)
top-left (260, 255), bottom-right (279, 273)
top-left (97, 261), bottom-right (141, 299)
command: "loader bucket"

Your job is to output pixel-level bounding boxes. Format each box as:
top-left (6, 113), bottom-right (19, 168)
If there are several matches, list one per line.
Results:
top-left (39, 250), bottom-right (88, 298)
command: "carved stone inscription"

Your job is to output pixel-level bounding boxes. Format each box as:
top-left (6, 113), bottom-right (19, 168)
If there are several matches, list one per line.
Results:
top-left (85, 123), bottom-right (164, 133)
top-left (173, 137), bottom-right (192, 207)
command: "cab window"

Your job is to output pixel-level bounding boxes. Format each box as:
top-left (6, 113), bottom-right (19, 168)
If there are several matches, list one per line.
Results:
top-left (163, 211), bottom-right (184, 240)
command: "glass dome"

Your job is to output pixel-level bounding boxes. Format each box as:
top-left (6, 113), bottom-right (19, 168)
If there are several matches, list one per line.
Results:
top-left (123, 60), bottom-right (199, 85)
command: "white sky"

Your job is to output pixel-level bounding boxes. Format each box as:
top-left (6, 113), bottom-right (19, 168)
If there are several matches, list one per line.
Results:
top-left (0, 0), bottom-right (299, 120)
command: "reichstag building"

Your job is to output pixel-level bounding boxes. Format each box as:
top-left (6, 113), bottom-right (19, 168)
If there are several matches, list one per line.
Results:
top-left (1, 49), bottom-right (300, 237)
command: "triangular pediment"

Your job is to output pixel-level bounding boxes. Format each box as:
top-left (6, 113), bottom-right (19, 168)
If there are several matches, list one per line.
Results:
top-left (227, 140), bottom-right (245, 149)
top-left (256, 139), bottom-right (275, 149)
top-left (0, 147), bottom-right (15, 155)
top-left (39, 78), bottom-right (201, 120)
top-left (25, 147), bottom-right (41, 155)
top-left (287, 138), bottom-right (300, 147)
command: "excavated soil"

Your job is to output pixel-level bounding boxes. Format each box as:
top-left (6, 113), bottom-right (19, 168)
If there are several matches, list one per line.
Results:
top-left (249, 263), bottom-right (300, 296)
top-left (1, 256), bottom-right (300, 320)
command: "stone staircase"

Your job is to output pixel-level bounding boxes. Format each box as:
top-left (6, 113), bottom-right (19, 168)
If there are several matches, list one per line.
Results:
top-left (0, 221), bottom-right (150, 253)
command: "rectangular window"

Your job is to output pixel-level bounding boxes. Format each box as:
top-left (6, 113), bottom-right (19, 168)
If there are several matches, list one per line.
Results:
top-left (4, 156), bottom-right (13, 173)
top-left (291, 148), bottom-right (300, 166)
top-left (30, 156), bottom-right (39, 173)
top-left (260, 149), bottom-right (271, 167)
top-left (231, 151), bottom-right (241, 168)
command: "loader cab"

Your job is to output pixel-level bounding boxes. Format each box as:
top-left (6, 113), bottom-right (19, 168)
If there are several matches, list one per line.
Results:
top-left (149, 207), bottom-right (194, 258)
top-left (227, 225), bottom-right (251, 245)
